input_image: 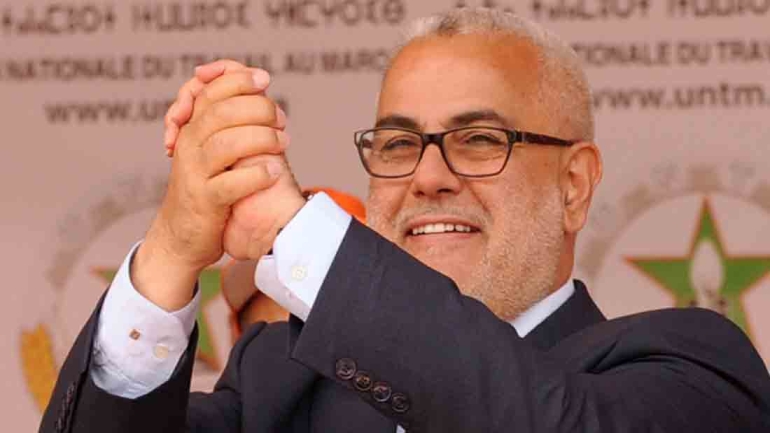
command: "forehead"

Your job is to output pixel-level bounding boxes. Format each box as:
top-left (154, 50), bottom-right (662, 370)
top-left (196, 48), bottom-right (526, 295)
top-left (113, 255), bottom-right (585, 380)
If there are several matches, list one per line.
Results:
top-left (378, 33), bottom-right (544, 130)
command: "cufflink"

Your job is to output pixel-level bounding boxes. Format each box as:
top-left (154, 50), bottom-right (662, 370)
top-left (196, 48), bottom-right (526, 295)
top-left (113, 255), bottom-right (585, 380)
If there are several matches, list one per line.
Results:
top-left (290, 265), bottom-right (308, 281)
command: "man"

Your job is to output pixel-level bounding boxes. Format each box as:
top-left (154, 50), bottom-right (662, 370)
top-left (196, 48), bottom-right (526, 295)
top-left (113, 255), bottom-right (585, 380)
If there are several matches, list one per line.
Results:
top-left (41, 8), bottom-right (770, 432)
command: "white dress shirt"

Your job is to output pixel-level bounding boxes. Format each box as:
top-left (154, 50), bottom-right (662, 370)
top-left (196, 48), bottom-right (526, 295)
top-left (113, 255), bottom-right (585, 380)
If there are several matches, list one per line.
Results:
top-left (92, 192), bottom-right (575, 433)
top-left (91, 242), bottom-right (201, 397)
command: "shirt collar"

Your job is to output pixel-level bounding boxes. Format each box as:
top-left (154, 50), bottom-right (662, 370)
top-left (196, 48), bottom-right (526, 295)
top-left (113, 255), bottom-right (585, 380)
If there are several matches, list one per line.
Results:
top-left (510, 279), bottom-right (575, 338)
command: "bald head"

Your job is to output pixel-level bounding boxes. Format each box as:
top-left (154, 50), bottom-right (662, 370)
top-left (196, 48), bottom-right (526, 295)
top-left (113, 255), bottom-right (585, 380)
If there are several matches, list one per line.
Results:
top-left (386, 7), bottom-right (594, 142)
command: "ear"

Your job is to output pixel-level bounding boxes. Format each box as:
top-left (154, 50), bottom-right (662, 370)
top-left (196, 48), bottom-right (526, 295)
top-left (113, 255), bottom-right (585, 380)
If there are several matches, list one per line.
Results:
top-left (559, 142), bottom-right (603, 234)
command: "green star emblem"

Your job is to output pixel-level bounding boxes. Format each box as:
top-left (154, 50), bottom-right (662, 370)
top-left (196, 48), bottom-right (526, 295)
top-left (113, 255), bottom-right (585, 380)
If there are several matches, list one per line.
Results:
top-left (94, 266), bottom-right (223, 371)
top-left (627, 198), bottom-right (770, 336)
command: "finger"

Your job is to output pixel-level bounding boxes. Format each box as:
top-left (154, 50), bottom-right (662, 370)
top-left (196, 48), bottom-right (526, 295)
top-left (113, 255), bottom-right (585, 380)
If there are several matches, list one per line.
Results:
top-left (230, 151), bottom-right (289, 172)
top-left (164, 77), bottom-right (207, 153)
top-left (175, 61), bottom-right (260, 129)
top-left (206, 159), bottom-right (282, 207)
top-left (171, 77), bottom-right (205, 125)
top-left (191, 70), bottom-right (271, 124)
top-left (165, 63), bottom-right (271, 156)
top-left (164, 101), bottom-right (179, 151)
top-left (190, 95), bottom-right (284, 144)
top-left (203, 126), bottom-right (290, 176)
top-left (194, 59), bottom-right (250, 83)
top-left (165, 64), bottom-right (250, 152)
top-left (164, 123), bottom-right (179, 156)
top-left (165, 77), bottom-right (201, 131)
top-left (275, 104), bottom-right (287, 131)
top-left (231, 154), bottom-right (271, 170)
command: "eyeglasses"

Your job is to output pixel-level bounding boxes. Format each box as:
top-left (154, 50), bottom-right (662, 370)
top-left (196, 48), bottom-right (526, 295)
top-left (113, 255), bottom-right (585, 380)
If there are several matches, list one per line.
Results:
top-left (354, 126), bottom-right (575, 178)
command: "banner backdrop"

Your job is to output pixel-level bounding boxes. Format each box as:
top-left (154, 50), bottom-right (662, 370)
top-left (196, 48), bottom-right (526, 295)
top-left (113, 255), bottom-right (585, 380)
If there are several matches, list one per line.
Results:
top-left (2, 0), bottom-right (768, 429)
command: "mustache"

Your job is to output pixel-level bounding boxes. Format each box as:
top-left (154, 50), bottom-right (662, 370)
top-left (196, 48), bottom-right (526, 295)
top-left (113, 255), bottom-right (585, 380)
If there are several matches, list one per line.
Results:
top-left (391, 203), bottom-right (489, 231)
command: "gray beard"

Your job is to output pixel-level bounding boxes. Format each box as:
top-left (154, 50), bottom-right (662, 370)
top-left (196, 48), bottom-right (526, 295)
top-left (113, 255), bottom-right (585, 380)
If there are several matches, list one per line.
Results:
top-left (365, 186), bottom-right (565, 322)
top-left (463, 189), bottom-right (564, 322)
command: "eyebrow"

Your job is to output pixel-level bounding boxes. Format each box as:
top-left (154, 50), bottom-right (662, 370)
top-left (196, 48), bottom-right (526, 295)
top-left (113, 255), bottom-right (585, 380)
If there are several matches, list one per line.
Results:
top-left (374, 109), bottom-right (512, 131)
top-left (446, 110), bottom-right (511, 129)
top-left (374, 114), bottom-right (420, 130)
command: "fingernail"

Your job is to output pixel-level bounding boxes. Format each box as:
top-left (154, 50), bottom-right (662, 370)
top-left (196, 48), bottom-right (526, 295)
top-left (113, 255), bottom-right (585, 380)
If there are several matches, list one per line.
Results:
top-left (252, 70), bottom-right (271, 89)
top-left (276, 130), bottom-right (290, 149)
top-left (194, 65), bottom-right (202, 74)
top-left (267, 161), bottom-right (282, 178)
top-left (275, 105), bottom-right (287, 128)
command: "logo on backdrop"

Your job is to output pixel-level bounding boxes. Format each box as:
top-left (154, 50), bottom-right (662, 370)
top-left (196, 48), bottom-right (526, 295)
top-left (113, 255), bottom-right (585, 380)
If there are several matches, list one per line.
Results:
top-left (578, 163), bottom-right (770, 365)
top-left (20, 174), bottom-right (230, 412)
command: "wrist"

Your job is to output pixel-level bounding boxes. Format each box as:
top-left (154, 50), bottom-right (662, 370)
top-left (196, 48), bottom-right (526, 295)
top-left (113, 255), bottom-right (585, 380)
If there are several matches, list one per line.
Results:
top-left (132, 233), bottom-right (201, 312)
top-left (279, 189), bottom-right (309, 229)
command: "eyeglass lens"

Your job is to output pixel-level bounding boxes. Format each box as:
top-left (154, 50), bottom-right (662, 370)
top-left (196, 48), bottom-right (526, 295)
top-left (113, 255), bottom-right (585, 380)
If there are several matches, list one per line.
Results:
top-left (359, 127), bottom-right (510, 177)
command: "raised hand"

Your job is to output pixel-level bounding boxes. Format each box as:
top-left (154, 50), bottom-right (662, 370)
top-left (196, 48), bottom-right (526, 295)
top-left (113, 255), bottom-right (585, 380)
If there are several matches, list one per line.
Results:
top-left (163, 60), bottom-right (283, 157)
top-left (135, 65), bottom-right (301, 312)
top-left (162, 60), bottom-right (304, 260)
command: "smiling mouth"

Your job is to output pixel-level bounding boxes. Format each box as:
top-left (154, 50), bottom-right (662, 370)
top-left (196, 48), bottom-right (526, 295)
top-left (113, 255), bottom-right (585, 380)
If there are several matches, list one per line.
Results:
top-left (408, 223), bottom-right (480, 236)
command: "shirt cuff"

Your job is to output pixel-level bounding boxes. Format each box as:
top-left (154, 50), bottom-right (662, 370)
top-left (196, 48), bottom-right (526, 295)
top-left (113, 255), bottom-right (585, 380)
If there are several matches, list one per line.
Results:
top-left (91, 241), bottom-right (200, 398)
top-left (255, 192), bottom-right (352, 321)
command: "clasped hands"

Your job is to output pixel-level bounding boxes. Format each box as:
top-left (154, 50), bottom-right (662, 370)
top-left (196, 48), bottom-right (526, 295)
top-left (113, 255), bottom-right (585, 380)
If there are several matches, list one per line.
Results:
top-left (132, 60), bottom-right (305, 311)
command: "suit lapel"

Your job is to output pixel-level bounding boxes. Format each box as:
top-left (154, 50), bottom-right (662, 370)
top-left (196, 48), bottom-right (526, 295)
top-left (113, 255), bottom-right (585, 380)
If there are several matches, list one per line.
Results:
top-left (524, 280), bottom-right (606, 351)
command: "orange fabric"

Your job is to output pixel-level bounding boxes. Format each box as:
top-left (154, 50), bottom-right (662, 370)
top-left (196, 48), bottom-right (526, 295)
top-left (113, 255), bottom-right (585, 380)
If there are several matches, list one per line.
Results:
top-left (304, 187), bottom-right (366, 222)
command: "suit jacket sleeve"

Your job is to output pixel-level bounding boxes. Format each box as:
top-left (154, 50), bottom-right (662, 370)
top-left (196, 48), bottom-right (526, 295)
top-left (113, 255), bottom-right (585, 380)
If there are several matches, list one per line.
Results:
top-left (288, 220), bottom-right (770, 432)
top-left (38, 292), bottom-right (269, 433)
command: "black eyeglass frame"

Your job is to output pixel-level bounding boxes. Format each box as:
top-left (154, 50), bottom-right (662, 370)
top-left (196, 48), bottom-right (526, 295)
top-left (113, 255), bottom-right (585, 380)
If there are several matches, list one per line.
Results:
top-left (354, 126), bottom-right (576, 179)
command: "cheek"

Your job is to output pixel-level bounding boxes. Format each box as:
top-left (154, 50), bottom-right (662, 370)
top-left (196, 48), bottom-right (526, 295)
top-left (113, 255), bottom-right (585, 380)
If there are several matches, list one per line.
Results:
top-left (365, 181), bottom-right (406, 231)
top-left (475, 167), bottom-right (547, 234)
top-left (472, 169), bottom-right (529, 217)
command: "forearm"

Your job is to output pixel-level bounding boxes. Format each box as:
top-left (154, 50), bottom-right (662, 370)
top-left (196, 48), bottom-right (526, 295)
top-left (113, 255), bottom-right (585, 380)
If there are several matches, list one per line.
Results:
top-left (132, 224), bottom-right (203, 312)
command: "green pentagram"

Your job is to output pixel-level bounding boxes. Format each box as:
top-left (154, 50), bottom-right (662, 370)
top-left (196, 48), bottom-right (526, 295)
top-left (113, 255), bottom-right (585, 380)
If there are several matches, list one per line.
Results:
top-left (627, 198), bottom-right (770, 335)
top-left (94, 267), bottom-right (222, 371)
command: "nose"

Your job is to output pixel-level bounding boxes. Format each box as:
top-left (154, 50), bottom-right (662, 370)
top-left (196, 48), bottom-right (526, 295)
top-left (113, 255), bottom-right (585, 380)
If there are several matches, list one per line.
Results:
top-left (410, 144), bottom-right (462, 198)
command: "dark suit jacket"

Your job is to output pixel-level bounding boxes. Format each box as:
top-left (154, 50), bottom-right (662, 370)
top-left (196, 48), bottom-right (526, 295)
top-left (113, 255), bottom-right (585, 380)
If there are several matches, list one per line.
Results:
top-left (40, 220), bottom-right (770, 432)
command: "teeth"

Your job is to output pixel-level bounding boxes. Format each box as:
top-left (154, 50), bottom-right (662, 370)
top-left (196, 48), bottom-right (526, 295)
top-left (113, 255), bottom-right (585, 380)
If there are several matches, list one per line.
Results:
top-left (410, 223), bottom-right (474, 235)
